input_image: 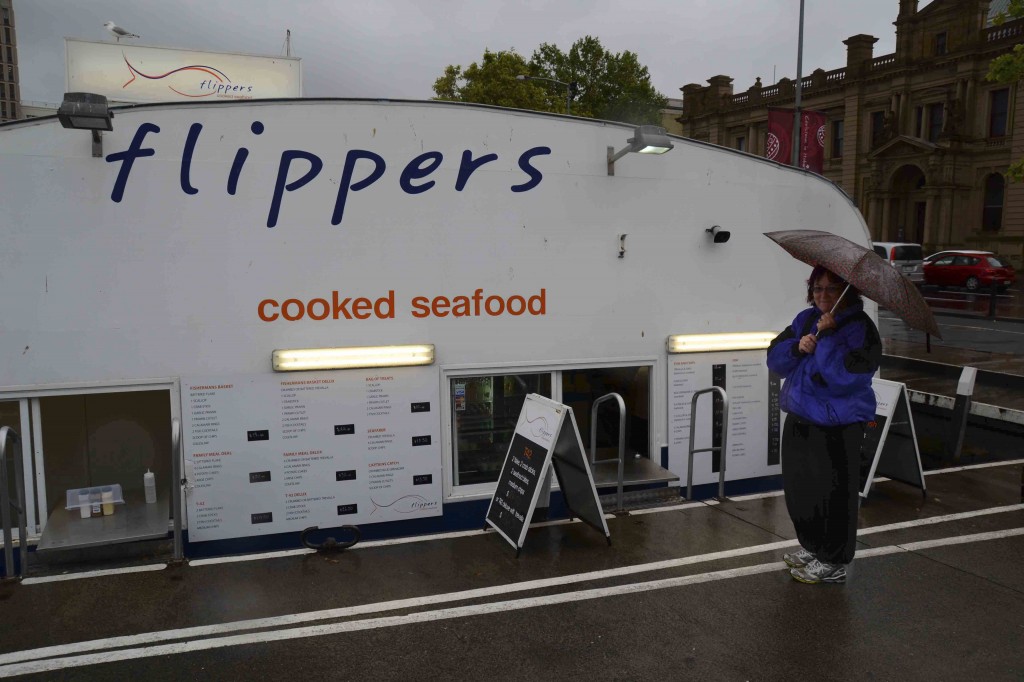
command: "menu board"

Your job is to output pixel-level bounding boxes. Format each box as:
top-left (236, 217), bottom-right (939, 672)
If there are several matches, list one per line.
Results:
top-left (486, 394), bottom-right (609, 553)
top-left (667, 351), bottom-right (781, 486)
top-left (182, 368), bottom-right (442, 542)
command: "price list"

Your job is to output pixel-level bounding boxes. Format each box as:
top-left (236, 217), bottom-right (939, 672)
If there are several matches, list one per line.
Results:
top-left (666, 350), bottom-right (781, 487)
top-left (182, 368), bottom-right (442, 542)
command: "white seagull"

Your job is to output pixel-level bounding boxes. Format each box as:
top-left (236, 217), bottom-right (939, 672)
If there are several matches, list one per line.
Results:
top-left (104, 21), bottom-right (140, 42)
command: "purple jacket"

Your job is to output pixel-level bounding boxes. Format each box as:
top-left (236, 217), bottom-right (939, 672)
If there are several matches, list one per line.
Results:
top-left (766, 302), bottom-right (881, 426)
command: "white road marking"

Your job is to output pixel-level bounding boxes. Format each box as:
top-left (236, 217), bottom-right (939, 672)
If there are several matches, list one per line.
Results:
top-left (20, 564), bottom-right (166, 585)
top-left (728, 459), bottom-right (1024, 502)
top-left (2, 526), bottom-right (1021, 678)
top-left (4, 504), bottom-right (1023, 668)
top-left (627, 500), bottom-right (718, 515)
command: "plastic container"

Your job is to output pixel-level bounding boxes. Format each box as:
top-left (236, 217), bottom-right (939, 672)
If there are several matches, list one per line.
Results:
top-left (144, 470), bottom-right (156, 504)
top-left (101, 487), bottom-right (115, 516)
top-left (77, 491), bottom-right (91, 519)
top-left (66, 484), bottom-right (124, 517)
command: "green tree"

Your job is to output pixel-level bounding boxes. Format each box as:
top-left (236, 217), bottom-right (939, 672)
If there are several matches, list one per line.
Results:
top-left (988, 0), bottom-right (1024, 180)
top-left (432, 49), bottom-right (552, 111)
top-left (433, 37), bottom-right (667, 126)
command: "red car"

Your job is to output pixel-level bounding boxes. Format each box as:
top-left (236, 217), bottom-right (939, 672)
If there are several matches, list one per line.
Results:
top-left (922, 251), bottom-right (1017, 291)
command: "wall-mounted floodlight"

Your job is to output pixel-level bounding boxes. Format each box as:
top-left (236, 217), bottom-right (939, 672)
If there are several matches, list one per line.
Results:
top-left (607, 125), bottom-right (674, 175)
top-left (57, 92), bottom-right (113, 158)
top-left (706, 225), bottom-right (731, 244)
top-left (272, 344), bottom-right (435, 372)
top-left (667, 332), bottom-right (777, 354)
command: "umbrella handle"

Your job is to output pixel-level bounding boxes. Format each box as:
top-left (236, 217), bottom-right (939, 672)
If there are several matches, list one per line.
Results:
top-left (812, 284), bottom-right (851, 338)
top-left (829, 284), bottom-right (851, 315)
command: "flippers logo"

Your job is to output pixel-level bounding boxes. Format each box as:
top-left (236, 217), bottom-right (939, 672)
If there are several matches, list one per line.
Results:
top-left (121, 55), bottom-right (255, 99)
top-left (370, 494), bottom-right (438, 515)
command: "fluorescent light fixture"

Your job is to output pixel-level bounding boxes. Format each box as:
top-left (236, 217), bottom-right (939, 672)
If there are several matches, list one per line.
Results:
top-left (667, 332), bottom-right (777, 354)
top-left (273, 344), bottom-right (435, 371)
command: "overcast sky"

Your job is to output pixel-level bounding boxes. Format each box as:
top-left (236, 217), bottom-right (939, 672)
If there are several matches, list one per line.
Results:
top-left (15, 0), bottom-right (922, 106)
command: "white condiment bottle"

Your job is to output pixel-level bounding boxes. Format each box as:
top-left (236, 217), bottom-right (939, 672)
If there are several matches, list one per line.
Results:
top-left (144, 469), bottom-right (157, 504)
top-left (78, 490), bottom-right (91, 519)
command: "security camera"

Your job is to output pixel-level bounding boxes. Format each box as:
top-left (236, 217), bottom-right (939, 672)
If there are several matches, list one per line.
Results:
top-left (706, 225), bottom-right (731, 243)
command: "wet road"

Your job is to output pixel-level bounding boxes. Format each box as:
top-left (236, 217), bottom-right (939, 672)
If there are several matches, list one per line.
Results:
top-left (1, 463), bottom-right (1022, 680)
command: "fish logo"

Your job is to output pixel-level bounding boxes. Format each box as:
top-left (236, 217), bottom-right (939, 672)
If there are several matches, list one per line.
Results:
top-left (121, 55), bottom-right (254, 99)
top-left (370, 494), bottom-right (438, 515)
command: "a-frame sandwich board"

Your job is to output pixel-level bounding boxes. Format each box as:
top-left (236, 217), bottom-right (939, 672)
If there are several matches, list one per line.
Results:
top-left (861, 378), bottom-right (926, 499)
top-left (485, 394), bottom-right (611, 555)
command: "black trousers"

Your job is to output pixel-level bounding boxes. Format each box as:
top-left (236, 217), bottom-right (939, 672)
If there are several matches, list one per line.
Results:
top-left (781, 415), bottom-right (863, 565)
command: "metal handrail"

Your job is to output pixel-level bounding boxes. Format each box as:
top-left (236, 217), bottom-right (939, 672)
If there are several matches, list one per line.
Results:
top-left (686, 387), bottom-right (729, 501)
top-left (590, 392), bottom-right (626, 511)
top-left (171, 419), bottom-right (184, 564)
top-left (1, 426), bottom-right (28, 581)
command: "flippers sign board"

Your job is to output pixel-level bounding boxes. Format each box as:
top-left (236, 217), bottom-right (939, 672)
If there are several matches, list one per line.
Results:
top-left (486, 394), bottom-right (609, 554)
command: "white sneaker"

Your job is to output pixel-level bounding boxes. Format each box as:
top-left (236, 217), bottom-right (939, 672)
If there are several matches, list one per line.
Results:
top-left (782, 548), bottom-right (814, 568)
top-left (790, 559), bottom-right (847, 584)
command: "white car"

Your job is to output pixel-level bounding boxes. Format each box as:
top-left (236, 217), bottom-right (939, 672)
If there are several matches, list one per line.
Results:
top-left (872, 242), bottom-right (924, 283)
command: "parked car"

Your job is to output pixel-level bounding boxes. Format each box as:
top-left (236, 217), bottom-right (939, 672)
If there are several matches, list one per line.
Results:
top-left (922, 250), bottom-right (1017, 291)
top-left (923, 249), bottom-right (991, 263)
top-left (872, 242), bottom-right (924, 283)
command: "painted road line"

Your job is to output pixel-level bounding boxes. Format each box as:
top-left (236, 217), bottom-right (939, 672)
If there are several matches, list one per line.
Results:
top-left (2, 527), bottom-right (1022, 678)
top-left (5, 504), bottom-right (1024, 667)
top-left (20, 564), bottom-right (166, 585)
top-left (189, 516), bottom-right (611, 568)
top-left (858, 503), bottom-right (1024, 536)
top-left (730, 458), bottom-right (1024, 502)
top-left (627, 500), bottom-right (719, 515)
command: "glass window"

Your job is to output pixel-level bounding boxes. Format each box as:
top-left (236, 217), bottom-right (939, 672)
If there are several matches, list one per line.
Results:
top-left (1, 101), bottom-right (6, 119)
top-left (831, 120), bottom-right (844, 158)
top-left (735, 136), bottom-right (745, 152)
top-left (870, 110), bottom-right (885, 147)
top-left (450, 373), bottom-right (551, 486)
top-left (1, 401), bottom-right (21, 517)
top-left (927, 102), bottom-right (944, 142)
top-left (987, 256), bottom-right (1007, 267)
top-left (934, 256), bottom-right (955, 266)
top-left (38, 390), bottom-right (171, 517)
top-left (563, 367), bottom-right (649, 458)
top-left (983, 173), bottom-right (1005, 231)
top-left (935, 32), bottom-right (947, 56)
top-left (1, 8), bottom-right (8, 26)
top-left (914, 106), bottom-right (923, 138)
top-left (892, 245), bottom-right (922, 260)
top-left (5, 46), bottom-right (11, 63)
top-left (989, 89), bottom-right (1009, 138)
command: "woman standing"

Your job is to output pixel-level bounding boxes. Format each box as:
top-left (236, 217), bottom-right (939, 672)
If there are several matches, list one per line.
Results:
top-left (767, 265), bottom-right (881, 584)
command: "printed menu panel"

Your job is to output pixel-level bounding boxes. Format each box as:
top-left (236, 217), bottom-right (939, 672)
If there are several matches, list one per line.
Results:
top-left (667, 351), bottom-right (781, 486)
top-left (182, 368), bottom-right (441, 542)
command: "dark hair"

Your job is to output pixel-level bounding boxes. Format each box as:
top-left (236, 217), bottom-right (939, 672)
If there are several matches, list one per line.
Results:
top-left (806, 265), bottom-right (862, 306)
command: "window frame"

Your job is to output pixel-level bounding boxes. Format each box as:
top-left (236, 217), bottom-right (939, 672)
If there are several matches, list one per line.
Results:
top-left (440, 358), bottom-right (658, 502)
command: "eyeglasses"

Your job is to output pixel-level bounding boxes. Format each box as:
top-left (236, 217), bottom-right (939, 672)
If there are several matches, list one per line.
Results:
top-left (812, 285), bottom-right (844, 295)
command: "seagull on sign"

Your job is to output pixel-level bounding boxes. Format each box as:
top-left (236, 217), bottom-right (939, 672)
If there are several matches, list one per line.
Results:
top-left (104, 21), bottom-right (140, 42)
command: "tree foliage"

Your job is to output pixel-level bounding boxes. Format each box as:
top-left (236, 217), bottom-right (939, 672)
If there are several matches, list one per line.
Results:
top-left (988, 0), bottom-right (1024, 180)
top-left (432, 36), bottom-right (667, 126)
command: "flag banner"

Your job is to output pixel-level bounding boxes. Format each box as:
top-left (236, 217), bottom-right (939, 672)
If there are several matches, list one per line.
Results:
top-left (799, 110), bottom-right (828, 173)
top-left (766, 108), bottom-right (793, 165)
top-left (766, 108), bottom-right (828, 173)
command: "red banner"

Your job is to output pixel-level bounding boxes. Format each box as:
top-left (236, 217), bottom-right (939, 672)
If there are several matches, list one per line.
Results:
top-left (765, 108), bottom-right (827, 173)
top-left (799, 110), bottom-right (827, 174)
top-left (766, 108), bottom-right (793, 165)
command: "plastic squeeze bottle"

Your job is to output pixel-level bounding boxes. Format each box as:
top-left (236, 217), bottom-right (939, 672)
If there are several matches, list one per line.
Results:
top-left (144, 469), bottom-right (157, 504)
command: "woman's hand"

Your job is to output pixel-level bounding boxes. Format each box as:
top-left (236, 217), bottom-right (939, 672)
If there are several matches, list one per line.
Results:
top-left (798, 334), bottom-right (817, 354)
top-left (816, 312), bottom-right (836, 332)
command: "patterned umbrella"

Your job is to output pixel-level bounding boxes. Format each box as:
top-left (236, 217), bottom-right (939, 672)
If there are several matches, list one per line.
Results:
top-left (765, 229), bottom-right (941, 339)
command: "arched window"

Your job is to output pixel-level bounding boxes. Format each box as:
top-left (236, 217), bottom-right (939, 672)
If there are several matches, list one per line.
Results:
top-left (982, 174), bottom-right (1005, 232)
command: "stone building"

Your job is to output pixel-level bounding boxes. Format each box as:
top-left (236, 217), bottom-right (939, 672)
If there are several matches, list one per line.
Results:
top-left (0, 0), bottom-right (18, 122)
top-left (675, 0), bottom-right (1024, 265)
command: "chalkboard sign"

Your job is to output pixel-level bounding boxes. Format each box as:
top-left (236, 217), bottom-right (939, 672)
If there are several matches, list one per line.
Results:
top-left (486, 394), bottom-right (610, 554)
top-left (861, 379), bottom-right (926, 499)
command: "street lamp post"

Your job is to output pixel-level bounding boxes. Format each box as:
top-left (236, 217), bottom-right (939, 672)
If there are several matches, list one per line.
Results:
top-left (516, 74), bottom-right (577, 115)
